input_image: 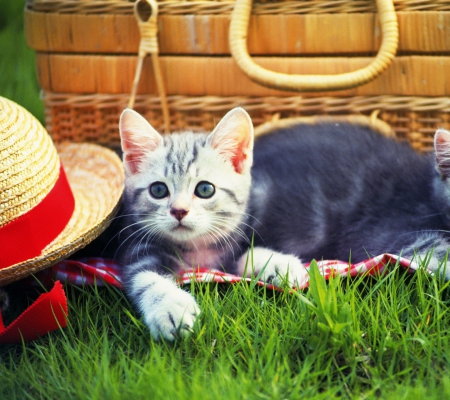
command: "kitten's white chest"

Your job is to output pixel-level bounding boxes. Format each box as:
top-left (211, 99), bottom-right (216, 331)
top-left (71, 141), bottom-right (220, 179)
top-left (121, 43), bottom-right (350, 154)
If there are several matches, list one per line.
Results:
top-left (179, 247), bottom-right (225, 270)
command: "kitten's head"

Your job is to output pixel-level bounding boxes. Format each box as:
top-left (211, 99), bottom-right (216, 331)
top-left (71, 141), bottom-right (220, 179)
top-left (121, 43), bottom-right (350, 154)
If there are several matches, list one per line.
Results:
top-left (119, 108), bottom-right (254, 246)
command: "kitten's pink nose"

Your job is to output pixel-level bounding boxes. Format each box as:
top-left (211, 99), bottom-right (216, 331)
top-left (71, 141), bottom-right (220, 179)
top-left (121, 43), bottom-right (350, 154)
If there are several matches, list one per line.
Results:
top-left (170, 208), bottom-right (188, 221)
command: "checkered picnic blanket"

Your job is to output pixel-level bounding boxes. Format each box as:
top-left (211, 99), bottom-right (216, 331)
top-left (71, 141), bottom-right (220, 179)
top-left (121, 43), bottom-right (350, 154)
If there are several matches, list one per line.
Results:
top-left (0, 254), bottom-right (425, 344)
top-left (35, 253), bottom-right (421, 290)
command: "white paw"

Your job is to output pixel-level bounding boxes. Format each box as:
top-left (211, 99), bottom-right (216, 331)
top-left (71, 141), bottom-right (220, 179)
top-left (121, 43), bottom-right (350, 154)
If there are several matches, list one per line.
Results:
top-left (131, 271), bottom-right (200, 341)
top-left (144, 288), bottom-right (200, 341)
top-left (237, 247), bottom-right (308, 288)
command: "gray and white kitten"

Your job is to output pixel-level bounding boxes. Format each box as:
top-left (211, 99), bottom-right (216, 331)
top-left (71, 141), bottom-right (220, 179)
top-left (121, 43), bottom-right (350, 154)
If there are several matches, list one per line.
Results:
top-left (118, 107), bottom-right (450, 341)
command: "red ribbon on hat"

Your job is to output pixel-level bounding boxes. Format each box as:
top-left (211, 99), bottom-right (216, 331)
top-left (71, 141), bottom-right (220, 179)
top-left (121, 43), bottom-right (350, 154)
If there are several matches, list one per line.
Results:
top-left (0, 165), bottom-right (75, 269)
top-left (0, 165), bottom-right (73, 343)
top-left (0, 281), bottom-right (68, 343)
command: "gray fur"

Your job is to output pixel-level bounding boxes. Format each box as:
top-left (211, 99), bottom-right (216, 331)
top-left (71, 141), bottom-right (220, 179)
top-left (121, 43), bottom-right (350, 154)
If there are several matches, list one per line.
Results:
top-left (112, 108), bottom-right (450, 340)
top-left (247, 124), bottom-right (450, 267)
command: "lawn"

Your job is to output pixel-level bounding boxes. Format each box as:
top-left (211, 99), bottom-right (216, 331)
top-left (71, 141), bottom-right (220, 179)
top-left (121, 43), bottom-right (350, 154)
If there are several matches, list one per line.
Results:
top-left (2, 261), bottom-right (450, 399)
top-left (2, 2), bottom-right (450, 399)
top-left (0, 1), bottom-right (43, 123)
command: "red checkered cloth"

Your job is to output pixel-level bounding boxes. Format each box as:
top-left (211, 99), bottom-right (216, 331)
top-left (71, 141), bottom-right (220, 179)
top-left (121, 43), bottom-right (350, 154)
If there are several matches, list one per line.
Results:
top-left (1, 254), bottom-right (425, 344)
top-left (35, 253), bottom-right (422, 290)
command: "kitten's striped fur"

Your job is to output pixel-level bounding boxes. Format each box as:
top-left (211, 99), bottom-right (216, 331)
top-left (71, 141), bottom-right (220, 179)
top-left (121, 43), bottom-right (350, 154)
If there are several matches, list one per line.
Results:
top-left (119, 108), bottom-right (307, 340)
top-left (118, 108), bottom-right (450, 341)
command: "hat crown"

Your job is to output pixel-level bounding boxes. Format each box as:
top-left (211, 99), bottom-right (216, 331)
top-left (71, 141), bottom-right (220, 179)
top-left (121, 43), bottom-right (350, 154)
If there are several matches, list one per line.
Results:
top-left (0, 98), bottom-right (59, 228)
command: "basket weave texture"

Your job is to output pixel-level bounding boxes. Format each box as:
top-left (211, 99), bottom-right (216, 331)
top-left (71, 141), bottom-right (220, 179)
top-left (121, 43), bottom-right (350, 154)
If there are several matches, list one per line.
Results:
top-left (25, 0), bottom-right (450, 152)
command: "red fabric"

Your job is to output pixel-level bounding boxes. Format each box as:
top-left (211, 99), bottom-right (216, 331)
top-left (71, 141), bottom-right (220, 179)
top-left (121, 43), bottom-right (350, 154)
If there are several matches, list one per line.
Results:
top-left (37, 253), bottom-right (420, 290)
top-left (0, 253), bottom-right (420, 344)
top-left (34, 259), bottom-right (123, 288)
top-left (0, 281), bottom-right (68, 344)
top-left (0, 165), bottom-right (75, 269)
top-left (177, 254), bottom-right (418, 289)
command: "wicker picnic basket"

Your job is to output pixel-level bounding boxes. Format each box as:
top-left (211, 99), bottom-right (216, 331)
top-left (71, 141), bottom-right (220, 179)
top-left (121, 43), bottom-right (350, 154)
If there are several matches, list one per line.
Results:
top-left (25, 0), bottom-right (450, 151)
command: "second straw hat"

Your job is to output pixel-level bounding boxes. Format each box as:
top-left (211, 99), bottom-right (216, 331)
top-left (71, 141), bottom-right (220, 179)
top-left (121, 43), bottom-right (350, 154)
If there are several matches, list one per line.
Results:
top-left (0, 96), bottom-right (124, 285)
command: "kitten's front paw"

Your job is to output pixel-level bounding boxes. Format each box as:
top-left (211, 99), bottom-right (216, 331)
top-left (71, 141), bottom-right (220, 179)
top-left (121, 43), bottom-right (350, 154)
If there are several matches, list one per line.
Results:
top-left (130, 272), bottom-right (200, 341)
top-left (238, 247), bottom-right (308, 288)
top-left (145, 288), bottom-right (200, 341)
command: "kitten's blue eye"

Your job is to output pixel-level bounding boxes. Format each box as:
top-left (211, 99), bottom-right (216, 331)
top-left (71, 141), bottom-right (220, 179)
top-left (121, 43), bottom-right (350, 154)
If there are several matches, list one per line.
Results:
top-left (149, 182), bottom-right (169, 199)
top-left (195, 181), bottom-right (215, 199)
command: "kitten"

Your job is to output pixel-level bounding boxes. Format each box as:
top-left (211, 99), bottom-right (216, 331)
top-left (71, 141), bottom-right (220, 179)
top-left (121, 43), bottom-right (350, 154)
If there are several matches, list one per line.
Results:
top-left (118, 107), bottom-right (450, 341)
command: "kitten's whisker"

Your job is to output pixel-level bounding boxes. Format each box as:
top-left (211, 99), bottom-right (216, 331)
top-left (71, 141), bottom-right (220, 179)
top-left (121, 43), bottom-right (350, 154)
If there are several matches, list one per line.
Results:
top-left (97, 216), bottom-right (155, 255)
top-left (231, 210), bottom-right (262, 225)
top-left (113, 225), bottom-right (147, 254)
top-left (415, 212), bottom-right (445, 220)
top-left (189, 237), bottom-right (201, 253)
top-left (142, 228), bottom-right (166, 259)
top-left (121, 228), bottom-right (152, 258)
top-left (201, 230), bottom-right (225, 253)
top-left (211, 227), bottom-right (233, 253)
top-left (137, 228), bottom-right (158, 258)
top-left (210, 217), bottom-right (251, 245)
top-left (399, 229), bottom-right (450, 237)
top-left (117, 221), bottom-right (163, 260)
top-left (218, 225), bottom-right (249, 247)
top-left (207, 225), bottom-right (235, 254)
top-left (211, 214), bottom-right (258, 240)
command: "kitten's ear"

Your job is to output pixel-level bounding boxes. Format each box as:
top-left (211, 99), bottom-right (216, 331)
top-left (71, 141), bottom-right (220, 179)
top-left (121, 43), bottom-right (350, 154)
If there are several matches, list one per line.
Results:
top-left (207, 107), bottom-right (254, 174)
top-left (434, 129), bottom-right (450, 178)
top-left (119, 108), bottom-right (163, 174)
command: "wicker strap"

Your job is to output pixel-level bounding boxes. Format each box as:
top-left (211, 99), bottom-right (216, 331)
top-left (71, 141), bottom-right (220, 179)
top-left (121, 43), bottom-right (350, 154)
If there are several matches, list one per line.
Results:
top-left (229, 0), bottom-right (399, 92)
top-left (128, 0), bottom-right (170, 133)
top-left (254, 112), bottom-right (394, 139)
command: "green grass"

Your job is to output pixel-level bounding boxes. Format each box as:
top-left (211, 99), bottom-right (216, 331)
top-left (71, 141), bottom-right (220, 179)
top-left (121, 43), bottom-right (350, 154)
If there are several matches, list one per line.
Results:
top-left (2, 261), bottom-right (450, 399)
top-left (3, 2), bottom-right (450, 399)
top-left (0, 1), bottom-right (44, 123)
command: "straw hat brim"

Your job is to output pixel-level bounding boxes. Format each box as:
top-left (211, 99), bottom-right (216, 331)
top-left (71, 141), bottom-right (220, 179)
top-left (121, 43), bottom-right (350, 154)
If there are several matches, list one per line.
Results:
top-left (0, 142), bottom-right (124, 286)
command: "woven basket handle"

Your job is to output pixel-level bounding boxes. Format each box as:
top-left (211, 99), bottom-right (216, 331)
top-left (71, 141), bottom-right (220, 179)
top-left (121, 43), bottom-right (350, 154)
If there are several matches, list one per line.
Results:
top-left (129, 0), bottom-right (170, 133)
top-left (229, 0), bottom-right (399, 92)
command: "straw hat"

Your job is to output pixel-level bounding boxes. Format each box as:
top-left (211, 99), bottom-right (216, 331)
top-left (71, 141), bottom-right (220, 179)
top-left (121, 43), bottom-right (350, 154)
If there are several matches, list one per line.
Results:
top-left (0, 96), bottom-right (124, 286)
